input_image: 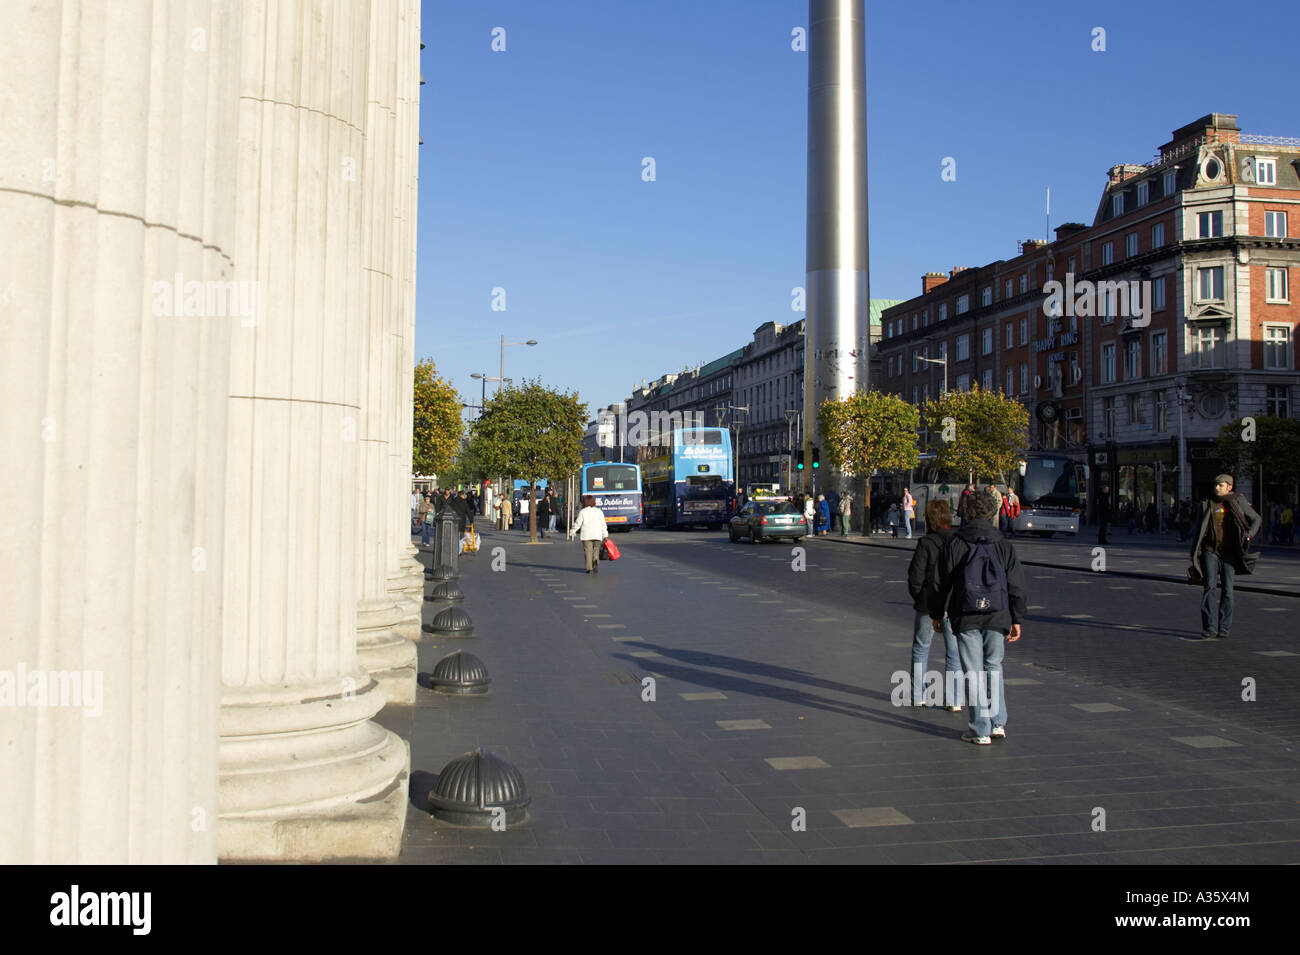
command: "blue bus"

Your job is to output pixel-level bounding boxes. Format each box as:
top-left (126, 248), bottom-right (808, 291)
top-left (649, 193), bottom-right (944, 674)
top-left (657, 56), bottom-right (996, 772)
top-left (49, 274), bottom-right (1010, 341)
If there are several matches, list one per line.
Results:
top-left (580, 462), bottom-right (643, 530)
top-left (638, 428), bottom-right (735, 529)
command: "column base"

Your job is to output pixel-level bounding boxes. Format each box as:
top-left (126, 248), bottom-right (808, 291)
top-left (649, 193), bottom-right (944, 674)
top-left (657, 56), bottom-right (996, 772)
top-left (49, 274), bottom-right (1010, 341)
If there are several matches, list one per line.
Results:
top-left (218, 674), bottom-right (410, 862)
top-left (358, 599), bottom-right (417, 705)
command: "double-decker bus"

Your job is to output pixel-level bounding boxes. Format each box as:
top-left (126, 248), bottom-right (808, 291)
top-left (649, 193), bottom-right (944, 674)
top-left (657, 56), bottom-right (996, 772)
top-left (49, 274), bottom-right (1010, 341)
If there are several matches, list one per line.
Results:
top-left (904, 452), bottom-right (1084, 536)
top-left (638, 427), bottom-right (735, 529)
top-left (580, 461), bottom-right (642, 530)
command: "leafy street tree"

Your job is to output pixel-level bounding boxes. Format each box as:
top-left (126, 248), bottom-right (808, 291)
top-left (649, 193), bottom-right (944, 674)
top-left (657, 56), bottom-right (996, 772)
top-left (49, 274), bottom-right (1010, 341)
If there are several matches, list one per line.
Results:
top-left (921, 384), bottom-right (1029, 484)
top-left (818, 390), bottom-right (920, 533)
top-left (1213, 416), bottom-right (1300, 502)
top-left (472, 379), bottom-right (587, 543)
top-left (412, 358), bottom-right (463, 479)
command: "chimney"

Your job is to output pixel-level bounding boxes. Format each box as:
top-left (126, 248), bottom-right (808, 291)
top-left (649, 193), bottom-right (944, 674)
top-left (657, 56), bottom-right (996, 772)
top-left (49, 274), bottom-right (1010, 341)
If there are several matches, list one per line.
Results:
top-left (922, 272), bottom-right (948, 295)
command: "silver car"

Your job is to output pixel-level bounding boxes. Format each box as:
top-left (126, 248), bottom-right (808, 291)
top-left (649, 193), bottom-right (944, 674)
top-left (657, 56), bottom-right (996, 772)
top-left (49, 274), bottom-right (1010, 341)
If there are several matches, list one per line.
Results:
top-left (728, 499), bottom-right (808, 543)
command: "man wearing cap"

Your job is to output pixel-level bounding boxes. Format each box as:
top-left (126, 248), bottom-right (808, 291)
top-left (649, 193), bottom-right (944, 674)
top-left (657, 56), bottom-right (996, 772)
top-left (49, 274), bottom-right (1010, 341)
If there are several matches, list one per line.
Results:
top-left (1188, 474), bottom-right (1262, 641)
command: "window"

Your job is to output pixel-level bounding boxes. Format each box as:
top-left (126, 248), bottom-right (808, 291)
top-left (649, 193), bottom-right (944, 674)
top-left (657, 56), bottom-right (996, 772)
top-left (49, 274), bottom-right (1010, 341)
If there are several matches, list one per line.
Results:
top-left (1151, 223), bottom-right (1165, 248)
top-left (1264, 325), bottom-right (1292, 369)
top-left (982, 368), bottom-right (993, 391)
top-left (1112, 194), bottom-right (1123, 217)
top-left (1128, 283), bottom-right (1144, 319)
top-left (1193, 326), bottom-right (1223, 369)
top-left (1125, 339), bottom-right (1141, 379)
top-left (1102, 343), bottom-right (1116, 383)
top-left (1137, 181), bottom-right (1149, 206)
top-left (1019, 363), bottom-right (1028, 394)
top-left (1101, 288), bottom-right (1114, 323)
top-left (1267, 384), bottom-right (1290, 417)
top-left (982, 328), bottom-right (993, 355)
top-left (1102, 396), bottom-right (1116, 436)
top-left (1068, 256), bottom-right (1076, 277)
top-left (939, 303), bottom-right (948, 322)
top-left (1004, 279), bottom-right (1013, 299)
top-left (1019, 316), bottom-right (1028, 345)
top-left (1127, 393), bottom-right (1142, 425)
top-left (956, 294), bottom-right (970, 315)
top-left (1266, 211), bottom-right (1288, 238)
top-left (912, 350), bottom-right (920, 373)
top-left (955, 374), bottom-right (970, 392)
top-left (1198, 210), bottom-right (1223, 238)
top-left (1126, 233), bottom-right (1138, 257)
top-left (1101, 242), bottom-right (1114, 266)
top-left (1155, 391), bottom-right (1168, 432)
top-left (912, 314), bottom-right (919, 330)
top-left (1266, 268), bottom-right (1289, 302)
top-left (1006, 367), bottom-right (1015, 395)
top-left (1153, 277), bottom-right (1166, 311)
top-left (955, 334), bottom-right (970, 361)
top-left (912, 386), bottom-right (919, 405)
top-left (1019, 275), bottom-right (1028, 294)
top-left (1070, 351), bottom-right (1080, 385)
top-left (1152, 331), bottom-right (1168, 374)
top-left (937, 341), bottom-right (948, 360)
top-left (923, 309), bottom-right (929, 327)
top-left (922, 383), bottom-right (929, 401)
top-left (1163, 170), bottom-right (1176, 196)
top-left (1197, 266), bottom-right (1225, 301)
top-left (982, 287), bottom-right (993, 307)
top-left (1257, 158), bottom-right (1277, 186)
top-left (1005, 323), bottom-right (1013, 349)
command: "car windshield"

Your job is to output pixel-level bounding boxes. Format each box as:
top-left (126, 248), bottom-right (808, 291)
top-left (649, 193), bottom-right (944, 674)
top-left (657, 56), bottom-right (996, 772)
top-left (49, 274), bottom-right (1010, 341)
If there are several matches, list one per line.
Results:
top-left (757, 502), bottom-right (798, 515)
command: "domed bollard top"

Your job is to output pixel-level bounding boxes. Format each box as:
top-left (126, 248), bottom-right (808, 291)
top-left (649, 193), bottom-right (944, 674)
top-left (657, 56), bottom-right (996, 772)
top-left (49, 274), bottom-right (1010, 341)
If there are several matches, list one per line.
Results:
top-left (429, 749), bottom-right (529, 826)
top-left (425, 579), bottom-right (465, 604)
top-left (429, 649), bottom-right (490, 695)
top-left (428, 562), bottom-right (458, 582)
top-left (423, 605), bottom-right (474, 638)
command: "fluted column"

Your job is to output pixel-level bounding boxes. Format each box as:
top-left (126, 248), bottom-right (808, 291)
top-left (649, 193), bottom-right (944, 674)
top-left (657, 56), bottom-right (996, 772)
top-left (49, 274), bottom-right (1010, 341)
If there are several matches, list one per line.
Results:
top-left (217, 0), bottom-right (408, 861)
top-left (355, 0), bottom-right (418, 700)
top-left (0, 0), bottom-right (240, 863)
top-left (387, 0), bottom-right (424, 621)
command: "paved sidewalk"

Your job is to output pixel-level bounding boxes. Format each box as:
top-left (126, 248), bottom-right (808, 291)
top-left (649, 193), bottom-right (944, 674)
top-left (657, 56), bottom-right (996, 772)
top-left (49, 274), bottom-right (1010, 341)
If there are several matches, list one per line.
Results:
top-left (815, 529), bottom-right (1300, 597)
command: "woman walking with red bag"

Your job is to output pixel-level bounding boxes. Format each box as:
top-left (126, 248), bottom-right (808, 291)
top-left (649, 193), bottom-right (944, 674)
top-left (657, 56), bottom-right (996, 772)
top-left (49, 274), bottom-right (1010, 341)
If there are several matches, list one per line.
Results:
top-left (570, 494), bottom-right (610, 574)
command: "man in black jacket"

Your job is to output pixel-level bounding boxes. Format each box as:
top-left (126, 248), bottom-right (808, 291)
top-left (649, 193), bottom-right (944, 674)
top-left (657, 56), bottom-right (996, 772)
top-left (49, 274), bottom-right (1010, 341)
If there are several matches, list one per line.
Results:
top-left (536, 491), bottom-right (551, 539)
top-left (930, 489), bottom-right (1028, 745)
top-left (1189, 474), bottom-right (1261, 640)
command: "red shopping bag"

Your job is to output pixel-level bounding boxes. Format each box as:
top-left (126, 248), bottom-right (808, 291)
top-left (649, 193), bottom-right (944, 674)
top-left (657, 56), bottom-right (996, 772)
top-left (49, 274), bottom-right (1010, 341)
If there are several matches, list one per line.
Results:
top-left (601, 538), bottom-right (621, 561)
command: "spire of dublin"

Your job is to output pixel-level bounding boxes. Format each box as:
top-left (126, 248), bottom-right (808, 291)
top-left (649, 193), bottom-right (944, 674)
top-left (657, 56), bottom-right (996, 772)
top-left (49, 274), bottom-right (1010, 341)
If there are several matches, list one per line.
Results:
top-left (804, 0), bottom-right (868, 489)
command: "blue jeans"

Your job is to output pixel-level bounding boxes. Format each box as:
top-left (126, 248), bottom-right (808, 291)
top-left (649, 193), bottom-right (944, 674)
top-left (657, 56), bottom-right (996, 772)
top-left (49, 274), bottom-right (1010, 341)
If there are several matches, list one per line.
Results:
top-left (420, 520), bottom-right (432, 546)
top-left (956, 627), bottom-right (1006, 737)
top-left (1201, 550), bottom-right (1235, 636)
top-left (548, 514), bottom-right (557, 533)
top-left (904, 513), bottom-right (913, 538)
top-left (912, 612), bottom-right (961, 704)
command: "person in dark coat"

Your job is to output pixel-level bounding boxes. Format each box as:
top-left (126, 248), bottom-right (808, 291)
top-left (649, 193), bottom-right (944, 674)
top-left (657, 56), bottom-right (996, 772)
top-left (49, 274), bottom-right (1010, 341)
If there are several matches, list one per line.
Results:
top-left (906, 499), bottom-right (961, 709)
top-left (930, 489), bottom-right (1028, 744)
top-left (536, 491), bottom-right (551, 539)
top-left (1188, 474), bottom-right (1262, 640)
top-left (450, 491), bottom-right (470, 535)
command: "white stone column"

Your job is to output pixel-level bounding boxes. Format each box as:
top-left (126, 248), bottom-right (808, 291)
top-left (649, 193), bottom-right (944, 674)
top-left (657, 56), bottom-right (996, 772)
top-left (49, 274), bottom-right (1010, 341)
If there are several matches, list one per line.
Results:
top-left (0, 0), bottom-right (240, 863)
top-left (387, 0), bottom-right (424, 622)
top-left (355, 0), bottom-right (418, 700)
top-left (217, 0), bottom-right (408, 861)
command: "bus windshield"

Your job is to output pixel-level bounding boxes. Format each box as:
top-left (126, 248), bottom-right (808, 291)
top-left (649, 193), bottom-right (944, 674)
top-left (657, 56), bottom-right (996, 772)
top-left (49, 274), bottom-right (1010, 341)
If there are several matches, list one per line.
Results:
top-left (584, 464), bottom-right (639, 491)
top-left (1019, 457), bottom-right (1078, 506)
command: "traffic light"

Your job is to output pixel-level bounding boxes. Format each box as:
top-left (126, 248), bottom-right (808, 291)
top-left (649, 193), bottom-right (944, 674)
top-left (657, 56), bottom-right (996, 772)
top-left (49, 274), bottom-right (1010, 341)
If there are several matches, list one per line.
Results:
top-left (812, 447), bottom-right (820, 469)
top-left (796, 450), bottom-right (805, 471)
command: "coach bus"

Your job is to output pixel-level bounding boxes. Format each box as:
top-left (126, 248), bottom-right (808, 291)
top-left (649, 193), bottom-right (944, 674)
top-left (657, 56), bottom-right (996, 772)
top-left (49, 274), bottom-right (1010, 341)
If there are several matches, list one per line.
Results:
top-left (580, 461), bottom-right (643, 530)
top-left (638, 427), bottom-right (735, 529)
top-left (904, 451), bottom-right (1084, 536)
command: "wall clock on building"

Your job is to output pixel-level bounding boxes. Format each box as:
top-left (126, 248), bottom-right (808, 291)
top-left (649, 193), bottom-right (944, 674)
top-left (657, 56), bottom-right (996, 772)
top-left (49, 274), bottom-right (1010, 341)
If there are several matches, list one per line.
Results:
top-left (1198, 391), bottom-right (1227, 420)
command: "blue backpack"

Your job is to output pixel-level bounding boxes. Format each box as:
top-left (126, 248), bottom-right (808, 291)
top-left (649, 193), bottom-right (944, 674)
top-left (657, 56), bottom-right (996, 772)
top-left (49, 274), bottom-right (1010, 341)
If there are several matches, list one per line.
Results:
top-left (961, 538), bottom-right (1008, 613)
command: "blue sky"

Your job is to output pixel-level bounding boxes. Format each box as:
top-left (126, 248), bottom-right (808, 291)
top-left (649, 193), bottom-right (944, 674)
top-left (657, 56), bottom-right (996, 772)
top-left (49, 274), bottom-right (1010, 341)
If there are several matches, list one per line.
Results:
top-left (418, 0), bottom-right (1297, 420)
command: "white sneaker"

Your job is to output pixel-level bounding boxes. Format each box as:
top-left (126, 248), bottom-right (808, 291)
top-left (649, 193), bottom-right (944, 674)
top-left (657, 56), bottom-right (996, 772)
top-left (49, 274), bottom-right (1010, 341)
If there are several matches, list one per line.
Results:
top-left (991, 726), bottom-right (1006, 739)
top-left (961, 733), bottom-right (991, 746)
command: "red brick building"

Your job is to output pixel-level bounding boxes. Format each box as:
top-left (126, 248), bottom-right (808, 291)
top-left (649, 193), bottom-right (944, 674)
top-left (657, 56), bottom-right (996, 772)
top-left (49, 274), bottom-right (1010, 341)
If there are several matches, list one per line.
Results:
top-left (877, 113), bottom-right (1299, 518)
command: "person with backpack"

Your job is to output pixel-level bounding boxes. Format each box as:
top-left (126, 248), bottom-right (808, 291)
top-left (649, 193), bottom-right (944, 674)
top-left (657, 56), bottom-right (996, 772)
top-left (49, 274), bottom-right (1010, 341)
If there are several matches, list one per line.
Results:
top-left (907, 499), bottom-right (962, 710)
top-left (930, 488), bottom-right (1028, 745)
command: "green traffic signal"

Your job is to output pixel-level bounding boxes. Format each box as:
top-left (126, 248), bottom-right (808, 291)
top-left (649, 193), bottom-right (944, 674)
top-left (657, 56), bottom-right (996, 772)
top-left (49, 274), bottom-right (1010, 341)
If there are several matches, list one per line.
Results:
top-left (812, 447), bottom-right (820, 469)
top-left (796, 450), bottom-right (805, 471)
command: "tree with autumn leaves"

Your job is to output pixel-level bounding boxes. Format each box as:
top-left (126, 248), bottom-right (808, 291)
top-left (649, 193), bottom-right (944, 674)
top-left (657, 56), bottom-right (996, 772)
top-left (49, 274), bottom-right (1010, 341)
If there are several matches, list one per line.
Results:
top-left (921, 384), bottom-right (1030, 483)
top-left (471, 380), bottom-right (587, 543)
top-left (412, 358), bottom-right (463, 478)
top-left (818, 390), bottom-right (920, 526)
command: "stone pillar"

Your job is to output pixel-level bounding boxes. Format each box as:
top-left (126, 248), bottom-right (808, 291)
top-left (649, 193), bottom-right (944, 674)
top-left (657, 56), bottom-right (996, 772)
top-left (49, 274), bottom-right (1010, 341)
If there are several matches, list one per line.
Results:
top-left (217, 0), bottom-right (408, 861)
top-left (387, 0), bottom-right (425, 625)
top-left (0, 0), bottom-right (240, 863)
top-left (354, 0), bottom-right (418, 701)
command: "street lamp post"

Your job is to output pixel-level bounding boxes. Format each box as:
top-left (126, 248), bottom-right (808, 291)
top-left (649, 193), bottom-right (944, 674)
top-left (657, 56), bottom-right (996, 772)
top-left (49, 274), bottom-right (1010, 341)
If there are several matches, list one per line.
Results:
top-left (917, 355), bottom-right (948, 397)
top-left (470, 372), bottom-right (510, 418)
top-left (1174, 377), bottom-right (1191, 502)
top-left (784, 409), bottom-right (801, 491)
top-left (500, 335), bottom-right (538, 394)
top-left (728, 405), bottom-right (749, 495)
